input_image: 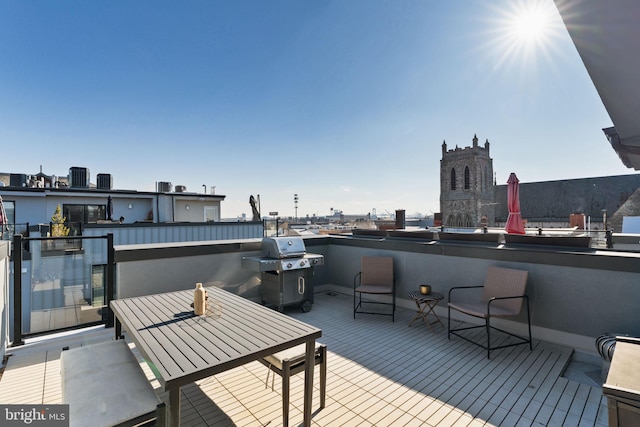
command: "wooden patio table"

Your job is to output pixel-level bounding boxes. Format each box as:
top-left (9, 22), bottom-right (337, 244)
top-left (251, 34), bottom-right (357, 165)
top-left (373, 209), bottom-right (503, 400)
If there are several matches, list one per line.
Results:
top-left (111, 286), bottom-right (322, 426)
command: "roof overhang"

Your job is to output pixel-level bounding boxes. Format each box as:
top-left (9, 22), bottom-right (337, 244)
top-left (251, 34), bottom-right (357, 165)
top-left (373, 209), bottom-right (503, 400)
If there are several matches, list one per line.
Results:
top-left (554, 0), bottom-right (640, 169)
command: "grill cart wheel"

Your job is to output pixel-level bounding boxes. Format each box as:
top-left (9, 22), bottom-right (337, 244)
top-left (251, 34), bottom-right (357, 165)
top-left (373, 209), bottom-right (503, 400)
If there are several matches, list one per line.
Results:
top-left (301, 300), bottom-right (312, 313)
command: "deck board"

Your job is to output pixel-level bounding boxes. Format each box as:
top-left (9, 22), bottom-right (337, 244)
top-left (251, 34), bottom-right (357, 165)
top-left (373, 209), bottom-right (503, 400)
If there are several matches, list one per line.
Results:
top-left (0, 290), bottom-right (608, 426)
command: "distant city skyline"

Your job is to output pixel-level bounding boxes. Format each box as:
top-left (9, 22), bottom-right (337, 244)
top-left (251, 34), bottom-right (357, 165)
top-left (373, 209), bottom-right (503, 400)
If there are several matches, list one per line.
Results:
top-left (1, 0), bottom-right (635, 219)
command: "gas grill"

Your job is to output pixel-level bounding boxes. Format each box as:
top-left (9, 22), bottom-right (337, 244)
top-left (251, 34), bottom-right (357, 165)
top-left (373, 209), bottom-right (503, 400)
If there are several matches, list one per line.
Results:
top-left (242, 237), bottom-right (324, 312)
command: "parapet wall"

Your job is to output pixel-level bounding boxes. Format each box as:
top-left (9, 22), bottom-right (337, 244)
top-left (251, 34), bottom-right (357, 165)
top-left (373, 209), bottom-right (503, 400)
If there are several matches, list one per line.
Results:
top-left (114, 235), bottom-right (640, 355)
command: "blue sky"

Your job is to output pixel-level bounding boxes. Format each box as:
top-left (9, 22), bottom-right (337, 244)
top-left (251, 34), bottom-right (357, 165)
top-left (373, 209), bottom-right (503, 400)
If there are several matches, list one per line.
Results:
top-left (0, 0), bottom-right (632, 219)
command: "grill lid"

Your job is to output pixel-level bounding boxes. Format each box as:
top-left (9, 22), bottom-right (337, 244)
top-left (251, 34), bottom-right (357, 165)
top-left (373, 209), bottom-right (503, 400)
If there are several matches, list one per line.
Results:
top-left (262, 237), bottom-right (306, 259)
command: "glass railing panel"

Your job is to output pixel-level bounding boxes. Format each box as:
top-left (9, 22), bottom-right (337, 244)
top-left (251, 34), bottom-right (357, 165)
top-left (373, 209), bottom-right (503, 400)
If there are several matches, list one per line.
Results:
top-left (24, 236), bottom-right (108, 335)
top-left (0, 223), bottom-right (29, 242)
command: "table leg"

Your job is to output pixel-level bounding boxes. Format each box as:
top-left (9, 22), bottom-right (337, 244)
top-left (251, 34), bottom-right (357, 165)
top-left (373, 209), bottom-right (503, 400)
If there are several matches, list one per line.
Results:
top-left (408, 299), bottom-right (426, 326)
top-left (114, 318), bottom-right (122, 340)
top-left (423, 302), bottom-right (435, 332)
top-left (169, 387), bottom-right (180, 426)
top-left (427, 301), bottom-right (444, 326)
top-left (423, 302), bottom-right (444, 329)
top-left (303, 340), bottom-right (315, 427)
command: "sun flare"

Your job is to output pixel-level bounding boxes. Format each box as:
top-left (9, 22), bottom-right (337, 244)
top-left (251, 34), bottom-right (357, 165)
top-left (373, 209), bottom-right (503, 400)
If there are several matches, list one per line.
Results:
top-left (486, 0), bottom-right (563, 69)
top-left (509, 7), bottom-right (549, 43)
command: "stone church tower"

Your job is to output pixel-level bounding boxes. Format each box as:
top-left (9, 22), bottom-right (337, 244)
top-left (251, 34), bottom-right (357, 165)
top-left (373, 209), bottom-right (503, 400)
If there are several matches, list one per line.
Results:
top-left (440, 135), bottom-right (495, 227)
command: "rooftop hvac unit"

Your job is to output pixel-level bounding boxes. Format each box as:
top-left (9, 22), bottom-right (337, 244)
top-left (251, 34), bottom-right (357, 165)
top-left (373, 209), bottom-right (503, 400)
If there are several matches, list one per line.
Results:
top-left (96, 173), bottom-right (113, 190)
top-left (175, 185), bottom-right (187, 193)
top-left (9, 173), bottom-right (27, 187)
top-left (69, 167), bottom-right (90, 188)
top-left (157, 181), bottom-right (172, 192)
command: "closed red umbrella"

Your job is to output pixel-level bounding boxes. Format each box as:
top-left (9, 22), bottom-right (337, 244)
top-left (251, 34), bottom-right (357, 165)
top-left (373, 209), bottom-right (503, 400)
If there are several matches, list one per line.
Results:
top-left (505, 172), bottom-right (525, 234)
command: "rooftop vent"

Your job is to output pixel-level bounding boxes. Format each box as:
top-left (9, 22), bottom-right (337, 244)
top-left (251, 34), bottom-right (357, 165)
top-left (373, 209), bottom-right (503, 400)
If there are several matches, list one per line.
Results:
top-left (175, 185), bottom-right (187, 193)
top-left (9, 173), bottom-right (27, 187)
top-left (157, 181), bottom-right (172, 193)
top-left (69, 167), bottom-right (90, 188)
top-left (96, 173), bottom-right (113, 190)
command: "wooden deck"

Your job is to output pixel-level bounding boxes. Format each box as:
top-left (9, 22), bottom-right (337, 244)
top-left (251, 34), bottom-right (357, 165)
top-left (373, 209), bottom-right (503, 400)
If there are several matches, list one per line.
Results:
top-left (0, 291), bottom-right (608, 426)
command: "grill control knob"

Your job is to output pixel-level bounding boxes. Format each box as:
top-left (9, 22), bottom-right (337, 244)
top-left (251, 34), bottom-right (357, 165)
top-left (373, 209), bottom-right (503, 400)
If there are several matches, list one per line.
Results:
top-left (299, 260), bottom-right (306, 267)
top-left (286, 262), bottom-right (293, 269)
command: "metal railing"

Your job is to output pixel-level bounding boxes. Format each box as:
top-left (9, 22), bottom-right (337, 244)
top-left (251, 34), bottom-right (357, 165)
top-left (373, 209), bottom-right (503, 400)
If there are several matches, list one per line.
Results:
top-left (48, 221), bottom-right (83, 237)
top-left (0, 222), bottom-right (29, 242)
top-left (432, 226), bottom-right (613, 249)
top-left (11, 233), bottom-right (114, 346)
top-left (263, 218), bottom-right (300, 237)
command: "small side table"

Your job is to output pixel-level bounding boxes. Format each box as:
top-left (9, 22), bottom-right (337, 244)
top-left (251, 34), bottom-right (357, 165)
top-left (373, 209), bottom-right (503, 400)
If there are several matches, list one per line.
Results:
top-left (408, 290), bottom-right (444, 331)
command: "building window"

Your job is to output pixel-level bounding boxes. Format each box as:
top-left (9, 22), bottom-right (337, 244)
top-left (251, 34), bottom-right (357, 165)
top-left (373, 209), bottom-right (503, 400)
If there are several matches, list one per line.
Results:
top-left (464, 214), bottom-right (473, 227)
top-left (464, 166), bottom-right (470, 190)
top-left (1, 200), bottom-right (14, 224)
top-left (0, 200), bottom-right (17, 239)
top-left (63, 204), bottom-right (106, 235)
top-left (484, 166), bottom-right (489, 190)
top-left (64, 204), bottom-right (106, 224)
top-left (450, 169), bottom-right (457, 190)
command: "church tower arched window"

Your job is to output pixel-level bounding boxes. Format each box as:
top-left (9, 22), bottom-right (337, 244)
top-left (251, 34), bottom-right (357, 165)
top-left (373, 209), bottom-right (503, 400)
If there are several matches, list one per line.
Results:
top-left (450, 168), bottom-right (457, 190)
top-left (464, 166), bottom-right (470, 190)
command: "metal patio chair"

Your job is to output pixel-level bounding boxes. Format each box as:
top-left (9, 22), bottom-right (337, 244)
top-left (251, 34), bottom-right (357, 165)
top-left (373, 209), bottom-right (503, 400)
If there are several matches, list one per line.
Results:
top-left (260, 343), bottom-right (327, 427)
top-left (448, 265), bottom-right (531, 359)
top-left (354, 256), bottom-right (395, 321)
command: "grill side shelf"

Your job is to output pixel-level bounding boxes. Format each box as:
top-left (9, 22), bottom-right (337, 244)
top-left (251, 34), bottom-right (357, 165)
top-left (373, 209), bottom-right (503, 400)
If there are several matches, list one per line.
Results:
top-left (241, 256), bottom-right (279, 273)
top-left (242, 254), bottom-right (324, 273)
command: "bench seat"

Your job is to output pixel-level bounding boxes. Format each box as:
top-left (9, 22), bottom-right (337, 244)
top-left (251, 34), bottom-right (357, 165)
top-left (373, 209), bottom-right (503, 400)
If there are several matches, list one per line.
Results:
top-left (61, 340), bottom-right (165, 427)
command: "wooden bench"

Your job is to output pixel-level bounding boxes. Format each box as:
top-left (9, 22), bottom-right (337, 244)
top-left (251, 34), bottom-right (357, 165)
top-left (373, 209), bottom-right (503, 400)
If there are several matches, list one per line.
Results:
top-left (61, 340), bottom-right (166, 427)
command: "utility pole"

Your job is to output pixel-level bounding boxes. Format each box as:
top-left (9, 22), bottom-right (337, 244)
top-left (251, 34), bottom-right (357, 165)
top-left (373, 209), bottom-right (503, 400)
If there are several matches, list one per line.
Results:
top-left (294, 194), bottom-right (299, 223)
